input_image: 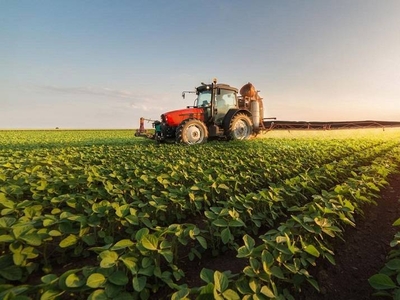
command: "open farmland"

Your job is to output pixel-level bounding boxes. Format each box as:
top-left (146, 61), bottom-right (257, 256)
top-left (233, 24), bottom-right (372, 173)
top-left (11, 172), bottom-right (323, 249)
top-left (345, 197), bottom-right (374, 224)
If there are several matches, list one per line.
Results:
top-left (1, 129), bottom-right (400, 299)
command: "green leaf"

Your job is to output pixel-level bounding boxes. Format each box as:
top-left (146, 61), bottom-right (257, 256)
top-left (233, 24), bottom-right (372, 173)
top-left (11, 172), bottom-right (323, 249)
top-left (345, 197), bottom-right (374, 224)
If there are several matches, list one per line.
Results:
top-left (248, 277), bottom-right (258, 293)
top-left (40, 289), bottom-right (65, 300)
top-left (196, 236), bottom-right (207, 249)
top-left (171, 288), bottom-right (190, 300)
top-left (200, 268), bottom-right (214, 284)
top-left (82, 234), bottom-right (96, 246)
top-left (221, 228), bottom-right (231, 244)
top-left (218, 184), bottom-right (230, 190)
top-left (43, 217), bottom-right (58, 227)
top-left (20, 233), bottom-right (42, 246)
top-left (66, 273), bottom-right (85, 288)
top-left (86, 273), bottom-right (106, 288)
top-left (260, 285), bottom-right (275, 297)
top-left (0, 235), bottom-right (14, 243)
top-left (142, 257), bottom-right (153, 269)
top-left (228, 219), bottom-right (245, 227)
top-left (41, 274), bottom-right (58, 284)
top-left (304, 245), bottom-right (320, 257)
top-left (120, 254), bottom-right (137, 271)
top-left (189, 192), bottom-right (195, 201)
top-left (204, 211), bottom-right (216, 219)
top-left (324, 252), bottom-right (336, 265)
top-left (393, 218), bottom-right (400, 226)
top-left (386, 259), bottom-right (400, 271)
top-left (212, 219), bottom-right (228, 227)
top-left (12, 225), bottom-right (33, 239)
top-left (104, 282), bottom-right (121, 298)
top-left (111, 239), bottom-right (134, 250)
top-left (141, 234), bottom-right (158, 251)
top-left (368, 274), bottom-right (396, 290)
top-left (198, 282), bottom-right (214, 298)
top-left (261, 250), bottom-right (274, 269)
top-left (160, 249), bottom-right (174, 263)
top-left (48, 230), bottom-right (62, 237)
top-left (0, 216), bottom-right (16, 228)
top-left (271, 266), bottom-right (285, 279)
top-left (235, 277), bottom-right (253, 295)
top-left (237, 246), bottom-right (251, 258)
top-left (13, 252), bottom-right (25, 266)
top-left (395, 288), bottom-right (400, 300)
top-left (214, 271), bottom-right (229, 293)
top-left (0, 193), bottom-right (14, 208)
top-left (222, 289), bottom-right (240, 300)
top-left (190, 185), bottom-right (200, 191)
top-left (243, 266), bottom-right (258, 277)
top-left (0, 265), bottom-right (23, 281)
top-left (125, 215), bottom-right (139, 225)
top-left (88, 289), bottom-right (108, 300)
top-left (99, 250), bottom-right (119, 268)
top-left (59, 234), bottom-right (78, 248)
top-left (243, 235), bottom-right (255, 251)
top-left (307, 278), bottom-right (320, 292)
top-left (135, 228), bottom-right (149, 241)
top-left (108, 270), bottom-right (129, 286)
top-left (276, 235), bottom-right (287, 243)
top-left (132, 276), bottom-right (147, 292)
top-left (138, 265), bottom-right (155, 277)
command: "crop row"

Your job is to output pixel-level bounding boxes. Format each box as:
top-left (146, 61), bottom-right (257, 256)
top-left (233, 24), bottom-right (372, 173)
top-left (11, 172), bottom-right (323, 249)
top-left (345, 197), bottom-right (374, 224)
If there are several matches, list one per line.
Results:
top-left (369, 218), bottom-right (400, 299)
top-left (186, 144), bottom-right (400, 299)
top-left (1, 136), bottom-right (400, 299)
top-left (0, 130), bottom-right (140, 150)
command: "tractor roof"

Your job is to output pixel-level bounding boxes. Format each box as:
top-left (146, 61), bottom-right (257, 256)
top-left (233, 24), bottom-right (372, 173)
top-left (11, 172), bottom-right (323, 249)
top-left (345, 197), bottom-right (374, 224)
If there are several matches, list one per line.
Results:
top-left (196, 83), bottom-right (238, 93)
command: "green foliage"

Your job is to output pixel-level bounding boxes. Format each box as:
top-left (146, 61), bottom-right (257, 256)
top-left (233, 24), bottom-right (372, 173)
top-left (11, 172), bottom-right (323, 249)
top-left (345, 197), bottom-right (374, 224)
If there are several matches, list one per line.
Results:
top-left (369, 214), bottom-right (400, 298)
top-left (1, 129), bottom-right (400, 298)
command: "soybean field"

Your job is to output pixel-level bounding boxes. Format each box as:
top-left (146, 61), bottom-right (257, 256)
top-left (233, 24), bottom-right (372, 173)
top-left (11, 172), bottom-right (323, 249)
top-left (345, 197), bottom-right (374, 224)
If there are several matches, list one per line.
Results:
top-left (1, 129), bottom-right (400, 299)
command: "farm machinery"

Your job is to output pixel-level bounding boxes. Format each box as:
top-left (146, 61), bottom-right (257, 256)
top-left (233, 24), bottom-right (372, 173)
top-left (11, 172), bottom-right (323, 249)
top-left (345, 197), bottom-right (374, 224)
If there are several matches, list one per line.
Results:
top-left (135, 79), bottom-right (400, 144)
top-left (141, 79), bottom-right (266, 145)
top-left (134, 117), bottom-right (156, 138)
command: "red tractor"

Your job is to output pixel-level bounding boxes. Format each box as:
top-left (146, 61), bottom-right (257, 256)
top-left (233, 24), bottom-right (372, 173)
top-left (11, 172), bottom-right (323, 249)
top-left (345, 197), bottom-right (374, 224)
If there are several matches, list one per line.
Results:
top-left (152, 79), bottom-right (264, 144)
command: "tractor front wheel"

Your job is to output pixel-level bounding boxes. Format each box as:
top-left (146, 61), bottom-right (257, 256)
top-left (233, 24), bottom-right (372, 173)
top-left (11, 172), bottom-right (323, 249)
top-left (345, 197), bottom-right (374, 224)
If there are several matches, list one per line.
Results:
top-left (176, 119), bottom-right (208, 145)
top-left (226, 113), bottom-right (253, 140)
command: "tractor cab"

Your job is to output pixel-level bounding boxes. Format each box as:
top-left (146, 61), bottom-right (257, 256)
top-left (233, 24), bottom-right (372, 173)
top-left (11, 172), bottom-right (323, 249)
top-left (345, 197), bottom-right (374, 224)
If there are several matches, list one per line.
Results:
top-left (213, 87), bottom-right (238, 125)
top-left (191, 81), bottom-right (239, 125)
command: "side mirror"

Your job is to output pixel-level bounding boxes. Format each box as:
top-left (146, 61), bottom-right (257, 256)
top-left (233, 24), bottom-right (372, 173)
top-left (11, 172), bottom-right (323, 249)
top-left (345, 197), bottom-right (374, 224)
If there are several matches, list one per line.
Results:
top-left (182, 92), bottom-right (185, 99)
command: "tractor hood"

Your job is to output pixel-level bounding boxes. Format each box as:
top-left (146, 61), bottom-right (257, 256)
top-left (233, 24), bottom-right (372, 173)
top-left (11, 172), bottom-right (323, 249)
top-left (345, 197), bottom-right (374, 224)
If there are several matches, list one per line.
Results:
top-left (162, 107), bottom-right (204, 127)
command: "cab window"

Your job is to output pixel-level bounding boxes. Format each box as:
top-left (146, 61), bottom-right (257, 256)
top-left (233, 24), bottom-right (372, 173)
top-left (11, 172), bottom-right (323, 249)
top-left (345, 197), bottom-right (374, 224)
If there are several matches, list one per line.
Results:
top-left (215, 89), bottom-right (237, 123)
top-left (198, 90), bottom-right (212, 107)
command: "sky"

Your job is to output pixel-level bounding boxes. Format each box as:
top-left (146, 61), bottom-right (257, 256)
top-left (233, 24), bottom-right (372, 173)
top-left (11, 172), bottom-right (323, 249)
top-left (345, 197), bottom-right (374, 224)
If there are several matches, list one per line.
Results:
top-left (1, 0), bottom-right (400, 129)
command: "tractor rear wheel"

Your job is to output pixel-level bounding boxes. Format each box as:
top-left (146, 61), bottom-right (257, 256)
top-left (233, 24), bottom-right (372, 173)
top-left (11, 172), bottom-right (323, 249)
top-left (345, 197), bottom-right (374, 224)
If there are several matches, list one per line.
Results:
top-left (176, 119), bottom-right (208, 145)
top-left (226, 113), bottom-right (253, 140)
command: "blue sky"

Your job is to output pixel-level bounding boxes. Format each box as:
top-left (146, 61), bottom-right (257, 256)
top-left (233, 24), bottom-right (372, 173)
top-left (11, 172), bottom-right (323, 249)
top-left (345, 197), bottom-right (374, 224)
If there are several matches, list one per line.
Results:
top-left (1, 0), bottom-right (399, 128)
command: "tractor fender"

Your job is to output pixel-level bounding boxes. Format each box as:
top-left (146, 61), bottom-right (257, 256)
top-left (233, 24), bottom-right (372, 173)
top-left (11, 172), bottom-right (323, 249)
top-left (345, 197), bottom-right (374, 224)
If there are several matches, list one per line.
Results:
top-left (222, 109), bottom-right (252, 132)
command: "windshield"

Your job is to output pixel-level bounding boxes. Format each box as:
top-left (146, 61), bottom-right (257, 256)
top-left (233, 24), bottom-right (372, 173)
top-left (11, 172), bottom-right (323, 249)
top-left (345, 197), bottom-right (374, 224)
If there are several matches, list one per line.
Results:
top-left (197, 90), bottom-right (212, 107)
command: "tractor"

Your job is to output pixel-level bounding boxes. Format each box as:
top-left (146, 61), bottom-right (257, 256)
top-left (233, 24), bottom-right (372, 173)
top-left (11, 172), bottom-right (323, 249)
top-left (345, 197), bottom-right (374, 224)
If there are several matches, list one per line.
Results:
top-left (152, 79), bottom-right (264, 145)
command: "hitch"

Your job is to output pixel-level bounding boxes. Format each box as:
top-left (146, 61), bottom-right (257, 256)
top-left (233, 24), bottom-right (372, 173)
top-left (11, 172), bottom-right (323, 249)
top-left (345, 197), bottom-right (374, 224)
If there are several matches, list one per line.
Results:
top-left (134, 117), bottom-right (156, 138)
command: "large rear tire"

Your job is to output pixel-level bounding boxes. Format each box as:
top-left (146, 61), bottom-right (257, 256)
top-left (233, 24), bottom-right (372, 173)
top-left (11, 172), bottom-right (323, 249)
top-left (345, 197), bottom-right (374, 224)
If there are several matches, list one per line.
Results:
top-left (176, 119), bottom-right (208, 145)
top-left (226, 113), bottom-right (253, 140)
